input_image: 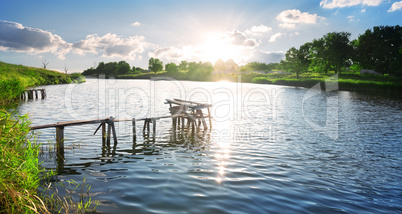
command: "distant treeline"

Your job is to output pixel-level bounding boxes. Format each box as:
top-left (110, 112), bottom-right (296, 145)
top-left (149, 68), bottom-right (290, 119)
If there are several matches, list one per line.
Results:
top-left (281, 25), bottom-right (402, 78)
top-left (82, 25), bottom-right (401, 78)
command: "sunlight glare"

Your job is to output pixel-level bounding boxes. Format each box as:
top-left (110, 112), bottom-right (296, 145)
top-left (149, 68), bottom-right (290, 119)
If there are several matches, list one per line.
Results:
top-left (199, 31), bottom-right (241, 63)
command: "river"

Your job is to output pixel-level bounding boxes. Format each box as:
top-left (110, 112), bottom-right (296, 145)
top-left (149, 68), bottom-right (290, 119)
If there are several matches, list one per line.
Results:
top-left (17, 77), bottom-right (402, 213)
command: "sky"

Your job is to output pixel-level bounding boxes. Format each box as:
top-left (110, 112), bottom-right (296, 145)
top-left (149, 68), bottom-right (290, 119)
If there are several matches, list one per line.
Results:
top-left (0, 0), bottom-right (401, 73)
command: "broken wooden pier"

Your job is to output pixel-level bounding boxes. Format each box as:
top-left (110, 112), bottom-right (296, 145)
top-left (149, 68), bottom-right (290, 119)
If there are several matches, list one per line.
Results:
top-left (30, 98), bottom-right (213, 162)
top-left (21, 88), bottom-right (46, 100)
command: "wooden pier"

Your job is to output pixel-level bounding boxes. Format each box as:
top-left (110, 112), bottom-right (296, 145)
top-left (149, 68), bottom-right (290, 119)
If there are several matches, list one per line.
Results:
top-left (21, 89), bottom-right (46, 100)
top-left (30, 98), bottom-right (212, 170)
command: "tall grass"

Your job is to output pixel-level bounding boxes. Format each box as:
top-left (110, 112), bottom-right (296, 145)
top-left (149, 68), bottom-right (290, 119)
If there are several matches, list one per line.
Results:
top-left (0, 109), bottom-right (47, 213)
top-left (0, 110), bottom-right (97, 213)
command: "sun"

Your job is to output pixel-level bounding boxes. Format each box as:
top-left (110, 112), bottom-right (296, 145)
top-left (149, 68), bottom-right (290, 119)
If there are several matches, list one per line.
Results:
top-left (198, 32), bottom-right (240, 63)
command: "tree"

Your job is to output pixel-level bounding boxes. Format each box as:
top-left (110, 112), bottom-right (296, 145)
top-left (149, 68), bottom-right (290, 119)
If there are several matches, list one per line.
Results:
top-left (353, 25), bottom-right (402, 75)
top-left (281, 43), bottom-right (312, 78)
top-left (179, 61), bottom-right (188, 71)
top-left (165, 62), bottom-right (179, 73)
top-left (116, 61), bottom-right (131, 75)
top-left (148, 58), bottom-right (163, 73)
top-left (323, 32), bottom-right (352, 74)
top-left (309, 32), bottom-right (352, 74)
top-left (282, 47), bottom-right (303, 78)
top-left (42, 59), bottom-right (49, 69)
top-left (239, 62), bottom-right (270, 72)
top-left (188, 61), bottom-right (213, 80)
top-left (213, 59), bottom-right (226, 72)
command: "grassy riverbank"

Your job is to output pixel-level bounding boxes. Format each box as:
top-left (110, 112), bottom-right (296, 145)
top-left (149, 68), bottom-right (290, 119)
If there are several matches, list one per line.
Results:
top-left (0, 109), bottom-right (46, 213)
top-left (0, 110), bottom-right (97, 213)
top-left (0, 61), bottom-right (85, 104)
top-left (0, 61), bottom-right (94, 212)
top-left (115, 71), bottom-right (402, 93)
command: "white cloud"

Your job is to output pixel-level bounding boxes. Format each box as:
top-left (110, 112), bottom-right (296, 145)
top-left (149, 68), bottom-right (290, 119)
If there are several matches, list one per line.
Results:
top-left (148, 46), bottom-right (185, 60)
top-left (0, 20), bottom-right (70, 59)
top-left (72, 33), bottom-right (151, 60)
top-left (223, 29), bottom-right (259, 47)
top-left (320, 0), bottom-right (384, 9)
top-left (276, 9), bottom-right (324, 28)
top-left (269, 33), bottom-right (283, 42)
top-left (279, 23), bottom-right (296, 29)
top-left (388, 1), bottom-right (402, 12)
top-left (361, 8), bottom-right (366, 12)
top-left (246, 25), bottom-right (272, 35)
top-left (131, 21), bottom-right (141, 27)
top-left (347, 15), bottom-right (360, 22)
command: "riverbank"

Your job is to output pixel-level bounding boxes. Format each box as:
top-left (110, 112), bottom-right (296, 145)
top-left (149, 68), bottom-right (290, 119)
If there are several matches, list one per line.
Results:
top-left (113, 70), bottom-right (402, 94)
top-left (0, 61), bottom-right (85, 104)
top-left (0, 61), bottom-right (94, 212)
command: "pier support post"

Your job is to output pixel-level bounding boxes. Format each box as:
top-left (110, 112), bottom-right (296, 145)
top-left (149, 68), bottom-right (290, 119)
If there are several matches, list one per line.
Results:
top-left (107, 120), bottom-right (111, 146)
top-left (110, 119), bottom-right (117, 145)
top-left (101, 122), bottom-right (106, 146)
top-left (152, 118), bottom-right (156, 136)
top-left (132, 118), bottom-right (136, 142)
top-left (56, 126), bottom-right (65, 157)
top-left (143, 119), bottom-right (147, 132)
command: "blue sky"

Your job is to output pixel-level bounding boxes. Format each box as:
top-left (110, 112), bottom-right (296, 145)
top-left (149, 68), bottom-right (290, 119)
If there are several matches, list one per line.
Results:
top-left (0, 0), bottom-right (401, 72)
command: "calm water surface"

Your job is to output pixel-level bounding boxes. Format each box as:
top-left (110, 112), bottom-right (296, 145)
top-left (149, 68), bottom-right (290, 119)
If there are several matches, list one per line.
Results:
top-left (18, 78), bottom-right (402, 213)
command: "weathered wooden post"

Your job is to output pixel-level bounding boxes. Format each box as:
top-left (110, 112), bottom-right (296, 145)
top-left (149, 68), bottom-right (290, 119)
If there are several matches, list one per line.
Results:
top-left (56, 126), bottom-right (65, 156)
top-left (172, 116), bottom-right (177, 131)
top-left (110, 117), bottom-right (117, 145)
top-left (42, 89), bottom-right (46, 99)
top-left (152, 118), bottom-right (156, 136)
top-left (101, 122), bottom-right (106, 146)
top-left (191, 118), bottom-right (195, 136)
top-left (132, 118), bottom-right (136, 142)
top-left (107, 119), bottom-right (111, 146)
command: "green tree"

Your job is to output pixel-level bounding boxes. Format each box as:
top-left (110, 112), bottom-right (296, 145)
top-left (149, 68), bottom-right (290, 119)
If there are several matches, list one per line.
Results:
top-left (281, 43), bottom-right (311, 78)
top-left (165, 62), bottom-right (179, 73)
top-left (117, 61), bottom-right (131, 75)
top-left (323, 32), bottom-right (352, 74)
top-left (353, 25), bottom-right (402, 75)
top-left (282, 47), bottom-right (303, 78)
top-left (179, 61), bottom-right (188, 71)
top-left (188, 61), bottom-right (213, 81)
top-left (148, 58), bottom-right (164, 73)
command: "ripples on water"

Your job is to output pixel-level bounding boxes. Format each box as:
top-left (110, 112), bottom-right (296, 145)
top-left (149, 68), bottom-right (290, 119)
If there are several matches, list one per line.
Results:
top-left (18, 79), bottom-right (402, 213)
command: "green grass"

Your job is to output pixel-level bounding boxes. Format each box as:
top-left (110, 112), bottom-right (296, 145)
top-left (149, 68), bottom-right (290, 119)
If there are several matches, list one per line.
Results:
top-left (0, 109), bottom-right (97, 213)
top-left (248, 71), bottom-right (402, 93)
top-left (0, 109), bottom-right (46, 213)
top-left (0, 61), bottom-right (85, 104)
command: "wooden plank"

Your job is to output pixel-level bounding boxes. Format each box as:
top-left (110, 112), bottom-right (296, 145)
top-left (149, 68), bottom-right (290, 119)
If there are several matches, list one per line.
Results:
top-left (30, 114), bottom-right (189, 131)
top-left (165, 99), bottom-right (197, 108)
top-left (173, 98), bottom-right (212, 107)
top-left (31, 118), bottom-right (108, 130)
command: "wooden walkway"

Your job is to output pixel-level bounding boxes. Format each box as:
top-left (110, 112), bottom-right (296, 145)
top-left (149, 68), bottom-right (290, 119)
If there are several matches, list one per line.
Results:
top-left (30, 98), bottom-right (213, 161)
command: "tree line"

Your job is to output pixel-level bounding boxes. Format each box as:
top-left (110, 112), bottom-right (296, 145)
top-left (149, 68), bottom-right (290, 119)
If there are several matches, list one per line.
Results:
top-left (82, 25), bottom-right (401, 78)
top-left (82, 57), bottom-right (214, 79)
top-left (281, 25), bottom-right (402, 78)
